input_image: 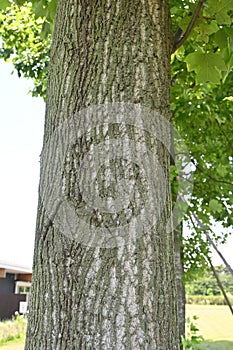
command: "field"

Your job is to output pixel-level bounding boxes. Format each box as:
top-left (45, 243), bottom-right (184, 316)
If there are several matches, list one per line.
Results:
top-left (0, 305), bottom-right (232, 349)
top-left (187, 304), bottom-right (233, 341)
top-left (200, 341), bottom-right (233, 350)
top-left (0, 342), bottom-right (24, 350)
top-left (187, 304), bottom-right (233, 349)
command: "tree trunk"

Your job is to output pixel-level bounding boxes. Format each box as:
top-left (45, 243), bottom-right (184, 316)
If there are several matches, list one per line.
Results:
top-left (174, 224), bottom-right (186, 349)
top-left (25, 1), bottom-right (179, 349)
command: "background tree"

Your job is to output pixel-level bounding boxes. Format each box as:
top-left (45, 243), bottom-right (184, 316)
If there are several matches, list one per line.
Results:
top-left (186, 265), bottom-right (233, 296)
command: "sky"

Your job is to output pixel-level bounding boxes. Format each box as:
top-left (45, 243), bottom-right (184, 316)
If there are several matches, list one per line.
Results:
top-left (0, 61), bottom-right (44, 269)
top-left (0, 60), bottom-right (232, 270)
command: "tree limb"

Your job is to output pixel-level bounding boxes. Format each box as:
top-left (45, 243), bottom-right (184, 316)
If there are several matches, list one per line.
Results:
top-left (188, 212), bottom-right (233, 314)
top-left (191, 211), bottom-right (233, 279)
top-left (172, 0), bottom-right (207, 53)
top-left (208, 258), bottom-right (233, 315)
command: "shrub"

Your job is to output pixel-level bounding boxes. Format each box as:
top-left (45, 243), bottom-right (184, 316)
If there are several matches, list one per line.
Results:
top-left (186, 295), bottom-right (233, 306)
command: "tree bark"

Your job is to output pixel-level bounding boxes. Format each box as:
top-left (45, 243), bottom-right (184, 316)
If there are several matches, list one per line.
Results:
top-left (25, 1), bottom-right (179, 349)
top-left (174, 224), bottom-right (186, 349)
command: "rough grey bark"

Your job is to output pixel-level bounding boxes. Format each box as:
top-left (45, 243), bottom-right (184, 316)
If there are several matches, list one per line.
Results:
top-left (174, 224), bottom-right (186, 349)
top-left (25, 1), bottom-right (180, 349)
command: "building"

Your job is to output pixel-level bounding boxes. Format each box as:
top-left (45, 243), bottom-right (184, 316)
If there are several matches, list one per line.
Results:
top-left (0, 259), bottom-right (32, 320)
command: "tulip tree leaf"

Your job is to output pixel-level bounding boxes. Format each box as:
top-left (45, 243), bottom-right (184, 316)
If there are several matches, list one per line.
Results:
top-left (209, 199), bottom-right (223, 213)
top-left (185, 51), bottom-right (227, 84)
top-left (205, 0), bottom-right (233, 25)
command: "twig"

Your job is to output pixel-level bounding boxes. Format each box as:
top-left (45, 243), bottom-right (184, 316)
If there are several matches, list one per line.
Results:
top-left (172, 0), bottom-right (207, 53)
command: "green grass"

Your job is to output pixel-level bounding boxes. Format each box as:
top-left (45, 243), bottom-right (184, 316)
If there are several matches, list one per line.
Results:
top-left (0, 316), bottom-right (26, 347)
top-left (1, 305), bottom-right (232, 349)
top-left (186, 304), bottom-right (233, 341)
top-left (199, 340), bottom-right (233, 350)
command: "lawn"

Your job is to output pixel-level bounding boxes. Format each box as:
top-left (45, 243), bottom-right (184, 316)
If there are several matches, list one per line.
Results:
top-left (186, 304), bottom-right (233, 349)
top-left (199, 341), bottom-right (233, 350)
top-left (0, 342), bottom-right (24, 350)
top-left (186, 304), bottom-right (233, 341)
top-left (0, 305), bottom-right (232, 349)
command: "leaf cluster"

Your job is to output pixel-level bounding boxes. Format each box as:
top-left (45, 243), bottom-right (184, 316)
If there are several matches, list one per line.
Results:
top-left (170, 0), bottom-right (233, 277)
top-left (0, 2), bottom-right (51, 98)
top-left (170, 0), bottom-right (233, 84)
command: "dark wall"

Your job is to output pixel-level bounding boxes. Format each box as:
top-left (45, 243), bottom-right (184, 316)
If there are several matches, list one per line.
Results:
top-left (0, 294), bottom-right (26, 320)
top-left (0, 277), bottom-right (14, 294)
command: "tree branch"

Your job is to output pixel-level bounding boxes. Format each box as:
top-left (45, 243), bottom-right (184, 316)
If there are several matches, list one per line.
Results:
top-left (208, 258), bottom-right (233, 315)
top-left (191, 159), bottom-right (233, 187)
top-left (191, 211), bottom-right (233, 279)
top-left (172, 0), bottom-right (207, 53)
top-left (189, 212), bottom-right (233, 314)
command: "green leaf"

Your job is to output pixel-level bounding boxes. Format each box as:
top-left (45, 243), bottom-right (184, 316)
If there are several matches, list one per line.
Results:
top-left (0, 0), bottom-right (10, 10)
top-left (174, 45), bottom-right (185, 61)
top-left (47, 0), bottom-right (57, 20)
top-left (206, 0), bottom-right (233, 25)
top-left (222, 50), bottom-right (233, 83)
top-left (34, 0), bottom-right (47, 19)
top-left (179, 16), bottom-right (192, 32)
top-left (14, 0), bottom-right (26, 5)
top-left (213, 29), bottom-right (228, 50)
top-left (194, 20), bottom-right (219, 43)
top-left (40, 21), bottom-right (51, 38)
top-left (216, 166), bottom-right (227, 177)
top-left (209, 199), bottom-right (223, 213)
top-left (224, 28), bottom-right (233, 50)
top-left (185, 51), bottom-right (226, 84)
top-left (170, 6), bottom-right (179, 15)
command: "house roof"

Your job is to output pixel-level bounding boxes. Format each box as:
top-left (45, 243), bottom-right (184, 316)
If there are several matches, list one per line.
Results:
top-left (0, 259), bottom-right (32, 274)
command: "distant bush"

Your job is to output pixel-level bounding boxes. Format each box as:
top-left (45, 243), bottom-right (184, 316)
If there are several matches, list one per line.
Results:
top-left (186, 295), bottom-right (233, 306)
top-left (0, 313), bottom-right (27, 346)
top-left (185, 265), bottom-right (233, 297)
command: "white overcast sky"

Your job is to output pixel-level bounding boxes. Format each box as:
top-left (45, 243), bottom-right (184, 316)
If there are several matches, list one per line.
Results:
top-left (0, 61), bottom-right (44, 268)
top-left (0, 60), bottom-right (232, 269)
